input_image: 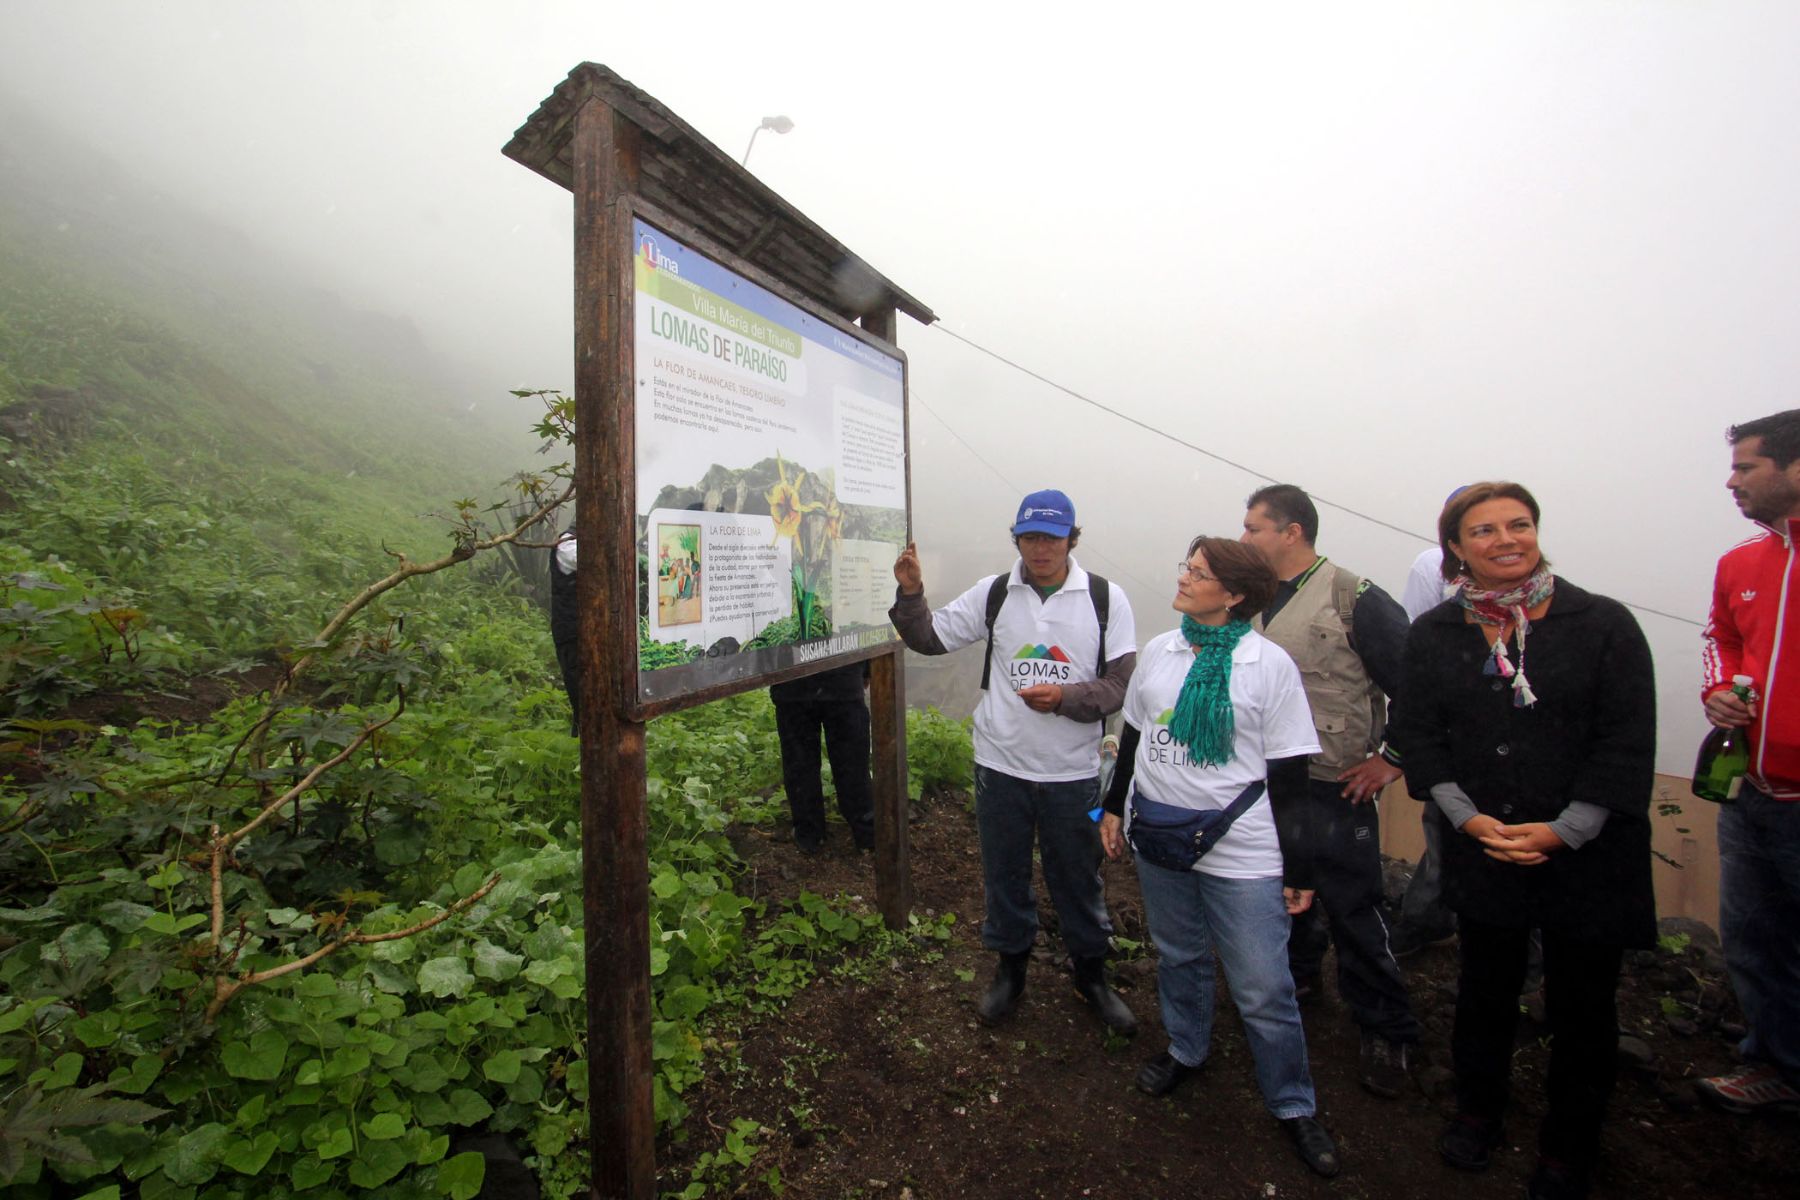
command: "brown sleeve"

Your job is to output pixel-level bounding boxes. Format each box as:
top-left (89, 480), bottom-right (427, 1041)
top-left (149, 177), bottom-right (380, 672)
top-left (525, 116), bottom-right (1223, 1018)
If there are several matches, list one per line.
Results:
top-left (887, 588), bottom-right (950, 656)
top-left (1053, 652), bottom-right (1136, 723)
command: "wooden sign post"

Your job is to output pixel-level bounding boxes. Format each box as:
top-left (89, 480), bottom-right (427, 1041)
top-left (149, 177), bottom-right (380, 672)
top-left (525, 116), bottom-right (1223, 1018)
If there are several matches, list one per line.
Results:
top-left (505, 65), bottom-right (933, 1200)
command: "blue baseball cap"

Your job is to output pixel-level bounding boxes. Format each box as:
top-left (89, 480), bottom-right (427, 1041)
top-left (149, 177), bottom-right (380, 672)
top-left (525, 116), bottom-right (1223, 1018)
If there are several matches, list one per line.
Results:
top-left (1012, 489), bottom-right (1076, 537)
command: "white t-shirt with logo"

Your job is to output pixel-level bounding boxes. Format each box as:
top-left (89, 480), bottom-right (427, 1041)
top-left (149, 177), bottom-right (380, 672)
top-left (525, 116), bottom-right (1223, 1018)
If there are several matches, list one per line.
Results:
top-left (928, 557), bottom-right (1137, 783)
top-left (1121, 627), bottom-right (1319, 879)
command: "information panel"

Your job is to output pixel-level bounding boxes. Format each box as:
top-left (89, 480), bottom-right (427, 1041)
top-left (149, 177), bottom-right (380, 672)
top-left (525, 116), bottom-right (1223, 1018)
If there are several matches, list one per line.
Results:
top-left (631, 216), bottom-right (906, 705)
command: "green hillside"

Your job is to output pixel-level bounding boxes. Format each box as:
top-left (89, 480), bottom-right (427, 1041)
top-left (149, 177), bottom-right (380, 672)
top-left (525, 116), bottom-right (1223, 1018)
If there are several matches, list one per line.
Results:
top-left (0, 94), bottom-right (976, 1200)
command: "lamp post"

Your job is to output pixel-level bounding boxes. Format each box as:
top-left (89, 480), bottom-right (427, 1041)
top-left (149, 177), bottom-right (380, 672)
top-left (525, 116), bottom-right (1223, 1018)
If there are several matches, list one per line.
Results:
top-left (742, 115), bottom-right (794, 166)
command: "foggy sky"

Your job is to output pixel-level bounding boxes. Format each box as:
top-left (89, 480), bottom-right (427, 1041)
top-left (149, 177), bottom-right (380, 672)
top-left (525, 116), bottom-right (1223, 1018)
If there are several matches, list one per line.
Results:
top-left (2, 0), bottom-right (1793, 773)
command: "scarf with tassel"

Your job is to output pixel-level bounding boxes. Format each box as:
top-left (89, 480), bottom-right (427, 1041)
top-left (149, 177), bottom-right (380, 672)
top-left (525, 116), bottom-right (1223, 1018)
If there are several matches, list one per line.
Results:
top-left (1456, 565), bottom-right (1554, 708)
top-left (1167, 616), bottom-right (1251, 766)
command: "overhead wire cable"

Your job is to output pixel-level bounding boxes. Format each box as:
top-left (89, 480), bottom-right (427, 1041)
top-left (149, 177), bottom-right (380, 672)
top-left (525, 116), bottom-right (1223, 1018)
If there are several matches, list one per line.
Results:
top-left (911, 392), bottom-right (1159, 597)
top-left (924, 324), bottom-right (1705, 629)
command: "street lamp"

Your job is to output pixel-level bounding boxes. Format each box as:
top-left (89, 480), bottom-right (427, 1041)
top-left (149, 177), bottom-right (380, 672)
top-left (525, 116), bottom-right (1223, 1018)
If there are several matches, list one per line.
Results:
top-left (742, 115), bottom-right (794, 166)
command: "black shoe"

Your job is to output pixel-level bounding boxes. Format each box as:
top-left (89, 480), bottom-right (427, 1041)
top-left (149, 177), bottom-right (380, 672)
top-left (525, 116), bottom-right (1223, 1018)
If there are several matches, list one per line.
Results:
top-left (1438, 1113), bottom-right (1503, 1172)
top-left (1134, 1050), bottom-right (1202, 1097)
top-left (794, 834), bottom-right (824, 855)
top-left (1358, 1032), bottom-right (1411, 1099)
top-left (1281, 1116), bottom-right (1341, 1178)
top-left (976, 952), bottom-right (1029, 1025)
top-left (1071, 956), bottom-right (1137, 1037)
top-left (1526, 1157), bottom-right (1589, 1200)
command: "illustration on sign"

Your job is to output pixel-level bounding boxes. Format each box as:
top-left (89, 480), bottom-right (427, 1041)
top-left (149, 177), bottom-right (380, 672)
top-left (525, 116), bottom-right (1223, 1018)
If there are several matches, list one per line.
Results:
top-left (632, 218), bottom-right (907, 697)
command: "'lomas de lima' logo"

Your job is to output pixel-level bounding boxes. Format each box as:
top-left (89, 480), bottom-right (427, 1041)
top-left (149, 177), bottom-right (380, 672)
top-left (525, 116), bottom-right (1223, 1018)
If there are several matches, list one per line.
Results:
top-left (1007, 643), bottom-right (1073, 691)
top-left (640, 235), bottom-right (680, 275)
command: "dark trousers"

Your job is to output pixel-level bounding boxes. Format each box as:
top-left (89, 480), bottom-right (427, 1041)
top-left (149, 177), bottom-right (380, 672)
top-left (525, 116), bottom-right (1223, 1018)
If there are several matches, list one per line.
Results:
top-left (1287, 778), bottom-right (1419, 1042)
top-left (1454, 918), bottom-right (1623, 1170)
top-left (773, 694), bottom-right (875, 848)
top-left (552, 636), bottom-right (580, 733)
top-left (973, 765), bottom-right (1113, 959)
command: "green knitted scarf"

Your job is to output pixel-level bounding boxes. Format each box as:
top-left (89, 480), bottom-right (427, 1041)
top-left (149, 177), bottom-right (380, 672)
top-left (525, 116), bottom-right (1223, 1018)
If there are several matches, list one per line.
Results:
top-left (1167, 616), bottom-right (1251, 767)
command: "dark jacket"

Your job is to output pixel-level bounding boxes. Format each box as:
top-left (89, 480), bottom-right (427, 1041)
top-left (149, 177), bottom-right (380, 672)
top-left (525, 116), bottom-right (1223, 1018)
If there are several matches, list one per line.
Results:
top-left (1389, 578), bottom-right (1657, 946)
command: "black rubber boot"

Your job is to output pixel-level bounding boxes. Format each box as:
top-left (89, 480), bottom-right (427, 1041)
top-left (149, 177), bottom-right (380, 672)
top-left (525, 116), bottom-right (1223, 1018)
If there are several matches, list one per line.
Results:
top-left (1072, 956), bottom-right (1137, 1036)
top-left (976, 951), bottom-right (1030, 1026)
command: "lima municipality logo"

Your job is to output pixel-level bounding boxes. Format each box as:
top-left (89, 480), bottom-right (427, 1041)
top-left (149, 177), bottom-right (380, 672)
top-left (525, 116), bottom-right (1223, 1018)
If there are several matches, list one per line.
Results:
top-left (640, 235), bottom-right (680, 275)
top-left (1008, 643), bottom-right (1073, 690)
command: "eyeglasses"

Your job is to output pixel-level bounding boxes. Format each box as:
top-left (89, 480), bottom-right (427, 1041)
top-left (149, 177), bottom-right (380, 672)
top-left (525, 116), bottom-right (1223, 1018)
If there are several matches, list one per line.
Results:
top-left (1175, 562), bottom-right (1218, 583)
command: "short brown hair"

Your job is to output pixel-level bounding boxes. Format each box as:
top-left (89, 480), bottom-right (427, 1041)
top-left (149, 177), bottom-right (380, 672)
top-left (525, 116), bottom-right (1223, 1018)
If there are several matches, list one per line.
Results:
top-left (1437, 481), bottom-right (1543, 581)
top-left (1187, 535), bottom-right (1278, 620)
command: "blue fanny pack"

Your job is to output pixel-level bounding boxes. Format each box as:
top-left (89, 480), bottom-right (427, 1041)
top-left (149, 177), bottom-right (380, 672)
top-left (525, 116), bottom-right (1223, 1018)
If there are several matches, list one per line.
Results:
top-left (1127, 781), bottom-right (1268, 872)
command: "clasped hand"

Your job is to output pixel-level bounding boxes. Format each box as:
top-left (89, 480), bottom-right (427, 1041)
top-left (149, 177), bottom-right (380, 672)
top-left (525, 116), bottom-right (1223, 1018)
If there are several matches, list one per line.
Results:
top-left (1464, 814), bottom-right (1564, 866)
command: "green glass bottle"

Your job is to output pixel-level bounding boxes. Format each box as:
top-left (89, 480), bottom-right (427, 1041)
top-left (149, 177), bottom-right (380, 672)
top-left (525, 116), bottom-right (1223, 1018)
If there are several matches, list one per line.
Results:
top-left (1692, 675), bottom-right (1755, 803)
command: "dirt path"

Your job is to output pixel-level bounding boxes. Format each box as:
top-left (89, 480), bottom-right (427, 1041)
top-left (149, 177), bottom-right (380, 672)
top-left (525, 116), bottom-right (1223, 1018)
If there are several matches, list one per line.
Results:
top-left (664, 789), bottom-right (1798, 1199)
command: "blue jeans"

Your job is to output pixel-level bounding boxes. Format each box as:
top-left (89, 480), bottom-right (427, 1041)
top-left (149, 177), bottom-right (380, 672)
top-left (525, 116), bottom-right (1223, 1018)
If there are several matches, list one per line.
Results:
top-left (1718, 782), bottom-right (1800, 1087)
top-left (973, 766), bottom-right (1113, 959)
top-left (1135, 859), bottom-right (1317, 1118)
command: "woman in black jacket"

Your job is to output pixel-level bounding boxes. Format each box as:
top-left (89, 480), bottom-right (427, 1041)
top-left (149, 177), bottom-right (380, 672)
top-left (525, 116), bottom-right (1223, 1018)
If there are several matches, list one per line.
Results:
top-left (1389, 482), bottom-right (1655, 1200)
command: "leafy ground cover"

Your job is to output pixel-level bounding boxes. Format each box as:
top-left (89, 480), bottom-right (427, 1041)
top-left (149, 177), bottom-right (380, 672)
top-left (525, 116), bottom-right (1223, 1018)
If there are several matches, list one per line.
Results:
top-left (0, 525), bottom-right (979, 1198)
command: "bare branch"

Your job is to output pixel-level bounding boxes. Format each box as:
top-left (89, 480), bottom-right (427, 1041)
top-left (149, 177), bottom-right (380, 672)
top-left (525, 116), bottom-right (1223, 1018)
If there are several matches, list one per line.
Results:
top-left (204, 871), bottom-right (501, 1021)
top-left (223, 694), bottom-right (405, 853)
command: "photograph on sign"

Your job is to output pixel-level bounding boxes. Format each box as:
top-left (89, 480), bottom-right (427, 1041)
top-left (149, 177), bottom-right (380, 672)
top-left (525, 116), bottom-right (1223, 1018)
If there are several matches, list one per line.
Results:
top-left (632, 216), bottom-right (907, 703)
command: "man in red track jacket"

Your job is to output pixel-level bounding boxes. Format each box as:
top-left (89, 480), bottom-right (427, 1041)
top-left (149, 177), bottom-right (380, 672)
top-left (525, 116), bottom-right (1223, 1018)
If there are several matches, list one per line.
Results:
top-left (1697, 410), bottom-right (1800, 1115)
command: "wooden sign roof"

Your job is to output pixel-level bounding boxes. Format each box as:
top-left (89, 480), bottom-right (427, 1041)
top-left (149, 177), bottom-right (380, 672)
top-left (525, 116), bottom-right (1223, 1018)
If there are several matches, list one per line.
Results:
top-left (505, 63), bottom-right (935, 328)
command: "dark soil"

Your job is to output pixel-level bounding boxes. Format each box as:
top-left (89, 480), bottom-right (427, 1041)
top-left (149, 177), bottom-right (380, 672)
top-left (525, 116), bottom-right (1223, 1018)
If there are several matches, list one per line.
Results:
top-left (663, 788), bottom-right (1800, 1199)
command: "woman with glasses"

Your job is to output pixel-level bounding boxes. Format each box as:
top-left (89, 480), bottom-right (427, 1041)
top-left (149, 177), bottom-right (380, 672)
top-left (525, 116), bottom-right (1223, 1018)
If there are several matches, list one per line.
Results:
top-left (1098, 535), bottom-right (1340, 1179)
top-left (1388, 481), bottom-right (1655, 1200)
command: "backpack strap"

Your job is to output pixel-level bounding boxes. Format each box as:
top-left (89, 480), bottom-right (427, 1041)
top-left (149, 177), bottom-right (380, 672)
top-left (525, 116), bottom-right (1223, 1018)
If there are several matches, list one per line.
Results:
top-left (981, 570), bottom-right (1112, 690)
top-left (979, 573), bottom-right (1011, 691)
top-left (1087, 573), bottom-right (1110, 679)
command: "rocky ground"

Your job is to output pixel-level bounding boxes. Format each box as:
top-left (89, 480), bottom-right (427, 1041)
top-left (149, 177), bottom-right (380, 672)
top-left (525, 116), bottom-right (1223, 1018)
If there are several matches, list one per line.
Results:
top-left (661, 786), bottom-right (1800, 1200)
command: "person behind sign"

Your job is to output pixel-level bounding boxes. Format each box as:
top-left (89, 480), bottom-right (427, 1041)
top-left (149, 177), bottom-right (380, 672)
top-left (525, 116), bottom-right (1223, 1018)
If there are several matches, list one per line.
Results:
top-left (1388, 481), bottom-right (1655, 1200)
top-left (769, 662), bottom-right (877, 855)
top-left (889, 489), bottom-right (1139, 1035)
top-left (1098, 535), bottom-right (1340, 1178)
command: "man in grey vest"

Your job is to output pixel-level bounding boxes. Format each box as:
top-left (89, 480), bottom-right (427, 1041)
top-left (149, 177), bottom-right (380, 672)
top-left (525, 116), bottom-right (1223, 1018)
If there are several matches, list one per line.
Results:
top-left (1241, 484), bottom-right (1421, 1098)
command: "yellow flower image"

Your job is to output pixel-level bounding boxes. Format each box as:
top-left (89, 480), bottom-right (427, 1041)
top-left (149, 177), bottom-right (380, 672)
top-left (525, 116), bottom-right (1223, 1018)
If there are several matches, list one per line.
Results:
top-left (765, 453), bottom-right (821, 544)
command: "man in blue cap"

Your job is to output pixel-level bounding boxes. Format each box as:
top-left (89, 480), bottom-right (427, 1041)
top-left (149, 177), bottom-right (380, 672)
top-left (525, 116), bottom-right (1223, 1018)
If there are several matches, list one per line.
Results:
top-left (890, 489), bottom-right (1139, 1034)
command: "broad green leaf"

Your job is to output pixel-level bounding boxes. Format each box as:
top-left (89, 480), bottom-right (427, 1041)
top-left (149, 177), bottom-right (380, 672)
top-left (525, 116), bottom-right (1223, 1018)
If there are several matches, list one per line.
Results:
top-left (361, 1112), bottom-right (405, 1140)
top-left (482, 1049), bottom-right (522, 1084)
top-left (417, 956), bottom-right (474, 999)
top-left (234, 1093), bottom-right (268, 1127)
top-left (71, 1011), bottom-right (121, 1048)
top-left (220, 1130), bottom-right (279, 1176)
top-left (94, 901), bottom-right (155, 930)
top-left (470, 940), bottom-right (523, 982)
top-left (142, 912), bottom-right (207, 936)
top-left (444, 1088), bottom-right (492, 1126)
top-left (290, 1155), bottom-right (333, 1189)
top-left (164, 1122), bottom-right (230, 1185)
top-left (662, 984), bottom-right (709, 1020)
top-left (349, 1137), bottom-right (411, 1187)
top-left (221, 1029), bottom-right (288, 1081)
top-left (414, 1131), bottom-right (450, 1165)
top-left (649, 947), bottom-right (670, 976)
top-left (438, 1151), bottom-right (485, 1200)
top-left (32, 1051), bottom-right (84, 1090)
top-left (316, 1125), bottom-right (353, 1160)
top-left (318, 1045), bottom-right (371, 1082)
top-left (42, 923), bottom-right (108, 965)
top-left (0, 999), bottom-right (41, 1034)
top-left (73, 1186), bottom-right (121, 1200)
